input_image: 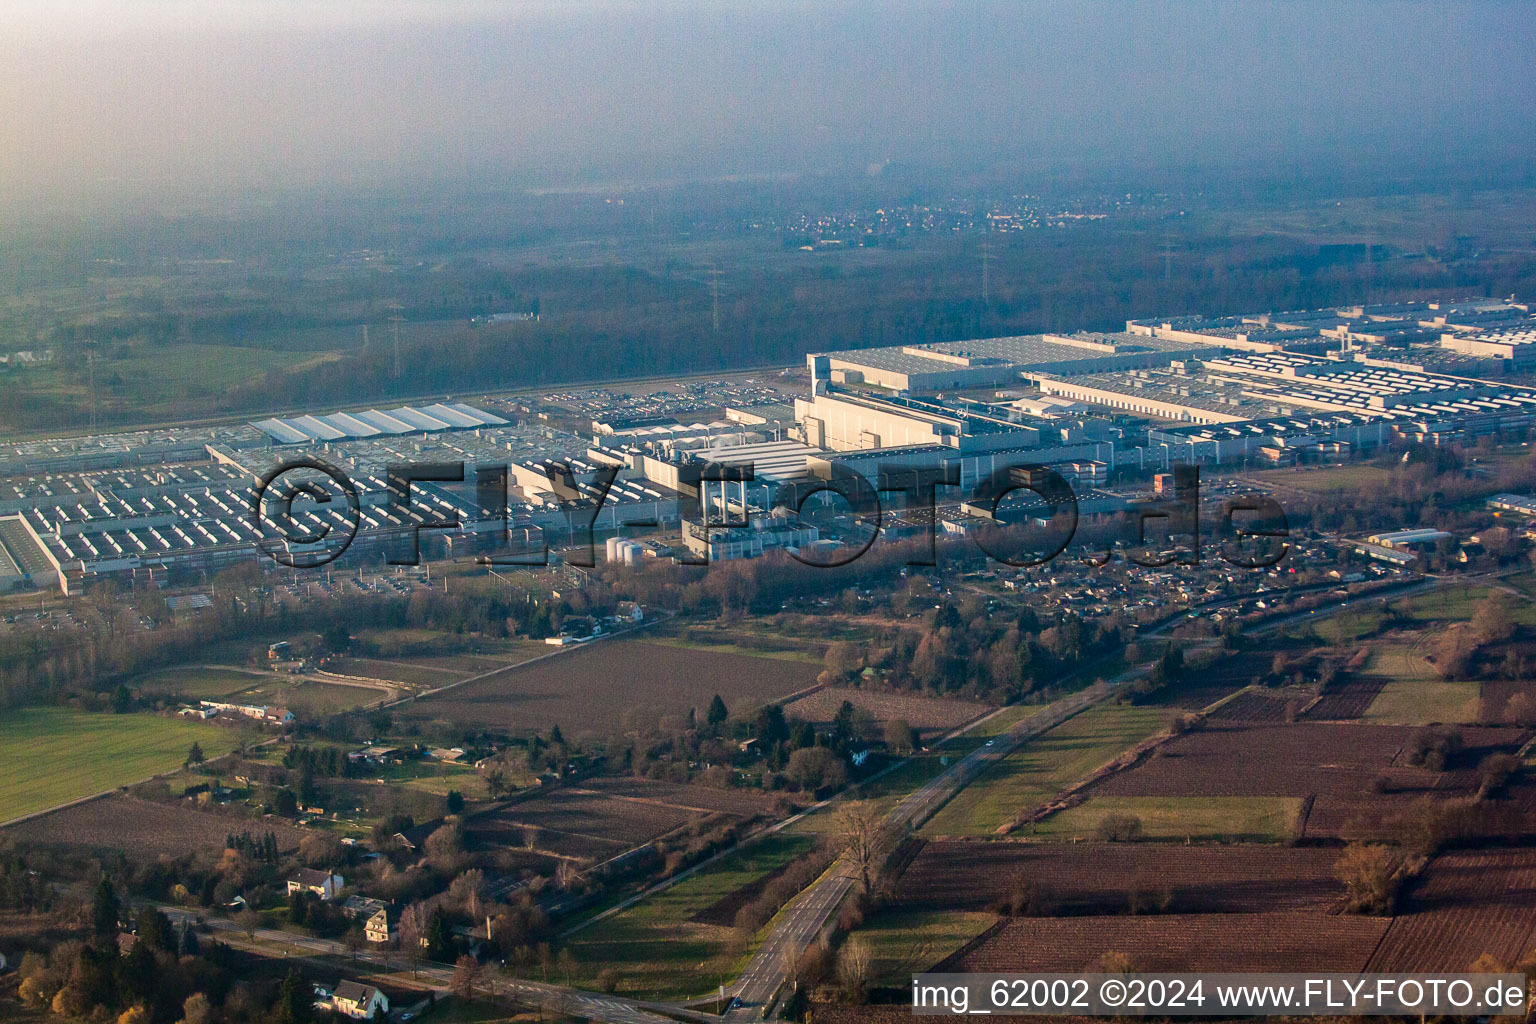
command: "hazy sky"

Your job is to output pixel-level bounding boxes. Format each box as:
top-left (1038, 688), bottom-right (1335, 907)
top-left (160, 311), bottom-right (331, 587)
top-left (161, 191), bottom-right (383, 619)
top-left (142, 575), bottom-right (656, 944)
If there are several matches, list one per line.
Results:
top-left (2, 0), bottom-right (1533, 204)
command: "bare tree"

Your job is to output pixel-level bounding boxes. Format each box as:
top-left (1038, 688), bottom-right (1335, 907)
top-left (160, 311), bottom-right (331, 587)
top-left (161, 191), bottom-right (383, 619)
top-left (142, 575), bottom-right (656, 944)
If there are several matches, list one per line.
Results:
top-left (832, 800), bottom-right (884, 895)
top-left (399, 903), bottom-right (425, 977)
top-left (1334, 843), bottom-right (1401, 915)
top-left (836, 936), bottom-right (873, 1003)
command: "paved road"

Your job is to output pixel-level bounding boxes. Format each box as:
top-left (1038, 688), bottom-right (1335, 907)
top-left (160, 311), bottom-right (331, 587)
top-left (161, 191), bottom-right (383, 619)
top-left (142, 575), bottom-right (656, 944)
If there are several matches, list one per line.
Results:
top-left (721, 675), bottom-right (1138, 1020)
top-left (158, 906), bottom-right (707, 1024)
top-left (720, 569), bottom-right (1485, 1020)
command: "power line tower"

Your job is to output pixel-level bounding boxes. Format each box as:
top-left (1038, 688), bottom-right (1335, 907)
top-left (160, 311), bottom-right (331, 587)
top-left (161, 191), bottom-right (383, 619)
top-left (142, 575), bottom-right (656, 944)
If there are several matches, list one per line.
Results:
top-left (708, 267), bottom-right (723, 333)
top-left (981, 241), bottom-right (993, 303)
top-left (1162, 234), bottom-right (1175, 283)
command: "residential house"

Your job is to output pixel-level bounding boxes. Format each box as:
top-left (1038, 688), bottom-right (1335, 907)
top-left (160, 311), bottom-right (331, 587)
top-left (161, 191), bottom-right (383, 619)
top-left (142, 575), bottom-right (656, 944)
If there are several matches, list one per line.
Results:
top-left (330, 981), bottom-right (389, 1020)
top-left (393, 820), bottom-right (441, 854)
top-left (198, 700), bottom-right (293, 727)
top-left (348, 745), bottom-right (401, 765)
top-left (286, 868), bottom-right (344, 901)
top-left (341, 895), bottom-right (386, 920)
top-left (364, 906), bottom-right (400, 945)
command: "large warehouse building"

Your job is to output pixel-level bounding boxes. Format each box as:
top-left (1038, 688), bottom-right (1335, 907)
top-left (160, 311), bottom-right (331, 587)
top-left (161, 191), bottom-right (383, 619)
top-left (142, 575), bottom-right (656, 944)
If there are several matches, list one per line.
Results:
top-left (806, 332), bottom-right (1225, 394)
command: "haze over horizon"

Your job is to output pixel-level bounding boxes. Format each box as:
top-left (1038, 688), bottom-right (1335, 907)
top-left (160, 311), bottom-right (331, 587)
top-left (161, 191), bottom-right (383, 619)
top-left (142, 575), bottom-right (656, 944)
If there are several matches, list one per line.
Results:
top-left (2, 0), bottom-right (1534, 210)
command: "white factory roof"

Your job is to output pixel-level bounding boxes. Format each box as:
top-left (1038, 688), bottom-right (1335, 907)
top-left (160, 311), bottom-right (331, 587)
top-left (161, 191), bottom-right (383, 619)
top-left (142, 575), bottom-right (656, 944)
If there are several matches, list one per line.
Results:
top-left (252, 403), bottom-right (507, 444)
top-left (696, 439), bottom-right (817, 483)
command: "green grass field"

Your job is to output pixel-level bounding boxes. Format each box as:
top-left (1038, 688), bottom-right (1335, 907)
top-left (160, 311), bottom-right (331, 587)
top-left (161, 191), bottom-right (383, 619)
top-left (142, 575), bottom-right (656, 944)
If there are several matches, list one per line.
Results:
top-left (133, 666), bottom-right (264, 700)
top-left (642, 637), bottom-right (822, 663)
top-left (8, 345), bottom-right (342, 426)
top-left (1255, 464), bottom-right (1393, 493)
top-left (921, 703), bottom-right (1168, 837)
top-left (0, 708), bottom-right (242, 822)
top-left (564, 832), bottom-right (817, 1000)
top-left (1393, 584), bottom-right (1536, 626)
top-left (1026, 795), bottom-right (1304, 843)
top-left (1359, 642), bottom-right (1435, 682)
top-left (1363, 678), bottom-right (1482, 725)
top-left (1309, 608), bottom-right (1388, 644)
top-left (135, 667), bottom-right (388, 716)
top-left (856, 909), bottom-right (997, 985)
top-left (230, 679), bottom-right (385, 716)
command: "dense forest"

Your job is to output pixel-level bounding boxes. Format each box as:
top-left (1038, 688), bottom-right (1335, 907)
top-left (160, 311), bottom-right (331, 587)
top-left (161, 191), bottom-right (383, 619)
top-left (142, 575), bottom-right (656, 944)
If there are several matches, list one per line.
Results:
top-left (4, 178), bottom-right (1536, 432)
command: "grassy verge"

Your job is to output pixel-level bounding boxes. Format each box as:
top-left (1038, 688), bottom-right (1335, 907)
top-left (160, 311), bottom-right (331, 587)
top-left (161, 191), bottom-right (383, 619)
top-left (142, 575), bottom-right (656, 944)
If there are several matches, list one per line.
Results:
top-left (562, 832), bottom-right (817, 1000)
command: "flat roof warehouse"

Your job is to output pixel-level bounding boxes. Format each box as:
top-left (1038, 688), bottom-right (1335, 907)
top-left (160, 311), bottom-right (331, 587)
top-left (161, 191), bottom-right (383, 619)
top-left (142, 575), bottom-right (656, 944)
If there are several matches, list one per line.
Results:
top-left (251, 403), bottom-right (508, 444)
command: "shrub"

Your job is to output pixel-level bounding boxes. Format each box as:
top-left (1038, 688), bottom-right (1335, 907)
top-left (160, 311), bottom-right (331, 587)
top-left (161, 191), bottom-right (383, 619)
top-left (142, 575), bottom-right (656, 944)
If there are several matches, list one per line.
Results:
top-left (1405, 727), bottom-right (1463, 772)
top-left (1335, 842), bottom-right (1401, 914)
top-left (1094, 813), bottom-right (1143, 843)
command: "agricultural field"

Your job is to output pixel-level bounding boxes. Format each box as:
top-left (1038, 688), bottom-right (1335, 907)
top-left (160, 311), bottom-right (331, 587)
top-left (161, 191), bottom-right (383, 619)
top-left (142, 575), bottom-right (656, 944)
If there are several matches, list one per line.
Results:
top-left (335, 630), bottom-right (550, 687)
top-left (565, 832), bottom-right (819, 1000)
top-left (465, 787), bottom-right (719, 864)
top-left (1207, 689), bottom-right (1297, 724)
top-left (857, 909), bottom-right (998, 986)
top-left (1254, 463), bottom-right (1395, 494)
top-left (1305, 675), bottom-right (1390, 720)
top-left (1082, 720), bottom-right (1527, 842)
top-left (235, 677), bottom-right (394, 716)
top-left (399, 638), bottom-right (818, 739)
top-left (782, 687), bottom-right (994, 733)
top-left (133, 665), bottom-right (396, 715)
top-left (133, 666), bottom-right (268, 701)
top-left (2, 794), bottom-right (308, 859)
top-left (1304, 626), bottom-right (1454, 721)
top-left (1363, 678), bottom-right (1482, 726)
top-left (333, 658), bottom-right (465, 688)
top-left (1090, 722), bottom-right (1418, 800)
top-left (920, 703), bottom-right (1169, 836)
top-left (1143, 647), bottom-right (1288, 711)
top-left (574, 776), bottom-right (780, 816)
top-left (1367, 849), bottom-right (1536, 972)
top-left (0, 708), bottom-right (241, 823)
top-left (1308, 607), bottom-right (1391, 645)
top-left (895, 842), bottom-right (1343, 915)
top-left (645, 631), bottom-right (825, 663)
top-left (1026, 795), bottom-right (1304, 843)
top-left (948, 913), bottom-right (1391, 973)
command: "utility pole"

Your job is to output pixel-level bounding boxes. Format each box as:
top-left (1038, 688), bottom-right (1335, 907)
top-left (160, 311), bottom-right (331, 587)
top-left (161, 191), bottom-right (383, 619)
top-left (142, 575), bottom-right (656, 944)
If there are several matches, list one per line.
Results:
top-left (1162, 234), bottom-right (1175, 283)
